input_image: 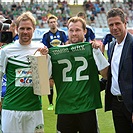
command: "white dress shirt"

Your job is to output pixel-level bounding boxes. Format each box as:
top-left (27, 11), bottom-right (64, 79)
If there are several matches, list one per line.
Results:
top-left (111, 35), bottom-right (126, 96)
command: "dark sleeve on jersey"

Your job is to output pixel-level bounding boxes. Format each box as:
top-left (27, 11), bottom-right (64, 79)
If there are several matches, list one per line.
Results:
top-left (89, 28), bottom-right (95, 41)
top-left (103, 34), bottom-right (114, 46)
top-left (41, 33), bottom-right (49, 47)
top-left (102, 34), bottom-right (108, 45)
top-left (13, 34), bottom-right (19, 41)
top-left (62, 31), bottom-right (68, 43)
top-left (85, 28), bottom-right (95, 42)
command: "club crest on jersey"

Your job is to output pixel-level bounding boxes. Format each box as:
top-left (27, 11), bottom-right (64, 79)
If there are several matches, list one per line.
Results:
top-left (15, 68), bottom-right (32, 87)
top-left (50, 39), bottom-right (61, 47)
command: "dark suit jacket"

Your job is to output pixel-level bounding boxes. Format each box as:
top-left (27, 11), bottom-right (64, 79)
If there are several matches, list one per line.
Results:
top-left (105, 32), bottom-right (133, 113)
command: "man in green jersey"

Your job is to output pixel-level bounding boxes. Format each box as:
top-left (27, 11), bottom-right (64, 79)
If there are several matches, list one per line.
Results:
top-left (0, 11), bottom-right (49, 132)
top-left (49, 17), bottom-right (109, 133)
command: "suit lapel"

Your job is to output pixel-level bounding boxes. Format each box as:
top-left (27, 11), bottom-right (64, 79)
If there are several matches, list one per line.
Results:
top-left (118, 33), bottom-right (129, 73)
top-left (110, 41), bottom-right (116, 61)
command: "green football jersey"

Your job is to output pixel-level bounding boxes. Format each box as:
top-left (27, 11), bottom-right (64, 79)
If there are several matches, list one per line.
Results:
top-left (49, 42), bottom-right (102, 114)
top-left (1, 40), bottom-right (44, 111)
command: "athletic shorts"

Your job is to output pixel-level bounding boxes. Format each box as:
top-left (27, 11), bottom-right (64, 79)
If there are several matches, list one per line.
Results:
top-left (1, 109), bottom-right (44, 133)
top-left (57, 110), bottom-right (98, 133)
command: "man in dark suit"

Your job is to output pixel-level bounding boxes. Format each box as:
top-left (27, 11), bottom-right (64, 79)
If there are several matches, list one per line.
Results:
top-left (105, 8), bottom-right (133, 133)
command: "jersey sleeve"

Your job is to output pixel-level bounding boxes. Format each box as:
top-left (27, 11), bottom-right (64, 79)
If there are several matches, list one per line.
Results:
top-left (85, 26), bottom-right (95, 41)
top-left (102, 34), bottom-right (108, 45)
top-left (0, 49), bottom-right (8, 74)
top-left (62, 31), bottom-right (68, 43)
top-left (0, 50), bottom-right (7, 73)
top-left (89, 29), bottom-right (95, 41)
top-left (93, 48), bottom-right (109, 71)
top-left (41, 33), bottom-right (48, 46)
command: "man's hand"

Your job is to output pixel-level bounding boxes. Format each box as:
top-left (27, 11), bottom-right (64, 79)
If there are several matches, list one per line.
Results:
top-left (90, 40), bottom-right (101, 49)
top-left (37, 46), bottom-right (48, 55)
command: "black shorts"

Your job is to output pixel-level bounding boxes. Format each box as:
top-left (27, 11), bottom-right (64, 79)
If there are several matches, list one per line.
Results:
top-left (57, 110), bottom-right (98, 133)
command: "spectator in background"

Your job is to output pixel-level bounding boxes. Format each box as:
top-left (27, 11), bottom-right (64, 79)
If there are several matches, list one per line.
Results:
top-left (90, 13), bottom-right (95, 27)
top-left (9, 21), bottom-right (19, 42)
top-left (100, 6), bottom-right (105, 13)
top-left (86, 8), bottom-right (92, 20)
top-left (74, 0), bottom-right (78, 5)
top-left (0, 4), bottom-right (3, 11)
top-left (41, 14), bottom-right (68, 111)
top-left (36, 6), bottom-right (42, 26)
top-left (84, 0), bottom-right (94, 11)
top-left (77, 12), bottom-right (95, 42)
top-left (0, 15), bottom-right (12, 24)
top-left (11, 3), bottom-right (17, 11)
top-left (93, 2), bottom-right (101, 13)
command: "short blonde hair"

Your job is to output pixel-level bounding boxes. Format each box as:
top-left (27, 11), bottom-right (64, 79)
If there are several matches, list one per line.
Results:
top-left (47, 15), bottom-right (58, 23)
top-left (67, 16), bottom-right (86, 31)
top-left (16, 11), bottom-right (36, 28)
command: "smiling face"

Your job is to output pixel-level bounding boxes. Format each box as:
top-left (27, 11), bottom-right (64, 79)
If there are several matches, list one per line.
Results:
top-left (17, 19), bottom-right (35, 45)
top-left (107, 16), bottom-right (126, 43)
top-left (68, 21), bottom-right (86, 44)
top-left (107, 8), bottom-right (127, 44)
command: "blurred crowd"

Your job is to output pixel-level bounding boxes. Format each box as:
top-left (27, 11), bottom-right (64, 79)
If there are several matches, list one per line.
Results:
top-left (0, 0), bottom-right (132, 28)
top-left (0, 0), bottom-right (71, 28)
top-left (83, 0), bottom-right (133, 28)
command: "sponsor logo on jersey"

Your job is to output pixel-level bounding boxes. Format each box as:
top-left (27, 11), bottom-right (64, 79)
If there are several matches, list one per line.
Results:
top-left (15, 68), bottom-right (32, 87)
top-left (50, 39), bottom-right (61, 47)
top-left (13, 55), bottom-right (20, 58)
top-left (16, 68), bottom-right (32, 77)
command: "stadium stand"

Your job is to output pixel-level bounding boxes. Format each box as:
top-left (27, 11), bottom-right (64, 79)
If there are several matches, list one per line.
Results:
top-left (0, 1), bottom-right (132, 28)
top-left (83, 1), bottom-right (133, 28)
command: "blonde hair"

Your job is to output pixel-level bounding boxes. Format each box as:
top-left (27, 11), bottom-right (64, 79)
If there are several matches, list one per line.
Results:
top-left (16, 11), bottom-right (36, 28)
top-left (47, 15), bottom-right (58, 23)
top-left (67, 16), bottom-right (86, 31)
